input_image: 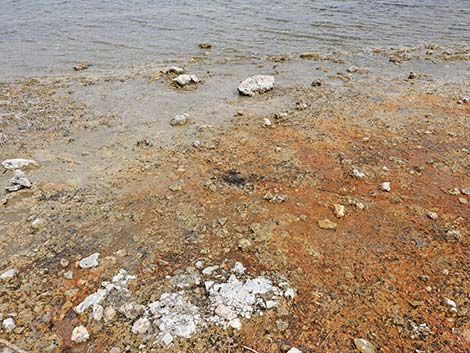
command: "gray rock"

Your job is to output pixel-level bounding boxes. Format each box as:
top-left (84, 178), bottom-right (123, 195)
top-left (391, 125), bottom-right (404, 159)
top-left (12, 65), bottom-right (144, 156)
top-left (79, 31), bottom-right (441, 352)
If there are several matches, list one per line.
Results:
top-left (238, 75), bottom-right (275, 96)
top-left (2, 158), bottom-right (39, 170)
top-left (380, 182), bottom-right (391, 192)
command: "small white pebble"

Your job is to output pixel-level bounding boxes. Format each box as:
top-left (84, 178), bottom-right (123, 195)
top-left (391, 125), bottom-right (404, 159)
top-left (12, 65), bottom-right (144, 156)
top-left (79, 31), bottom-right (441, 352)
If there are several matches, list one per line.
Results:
top-left (3, 318), bottom-right (16, 332)
top-left (380, 182), bottom-right (391, 192)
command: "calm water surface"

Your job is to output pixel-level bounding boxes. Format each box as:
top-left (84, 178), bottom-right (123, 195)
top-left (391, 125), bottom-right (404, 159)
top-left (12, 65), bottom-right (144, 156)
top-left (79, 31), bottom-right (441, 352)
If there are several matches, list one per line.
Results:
top-left (0, 0), bottom-right (469, 76)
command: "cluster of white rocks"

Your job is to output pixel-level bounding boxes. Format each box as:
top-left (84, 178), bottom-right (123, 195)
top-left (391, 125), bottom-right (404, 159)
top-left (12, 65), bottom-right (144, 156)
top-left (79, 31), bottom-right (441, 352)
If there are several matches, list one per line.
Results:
top-left (72, 261), bottom-right (295, 347)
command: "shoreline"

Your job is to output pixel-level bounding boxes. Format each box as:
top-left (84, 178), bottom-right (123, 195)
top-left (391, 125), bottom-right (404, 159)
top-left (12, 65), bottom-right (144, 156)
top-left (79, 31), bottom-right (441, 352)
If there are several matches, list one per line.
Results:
top-left (0, 48), bottom-right (469, 352)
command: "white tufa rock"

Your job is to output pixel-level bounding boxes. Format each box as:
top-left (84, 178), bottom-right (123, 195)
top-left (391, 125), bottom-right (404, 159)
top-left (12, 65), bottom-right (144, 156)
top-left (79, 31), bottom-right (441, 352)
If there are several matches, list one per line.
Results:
top-left (71, 325), bottom-right (89, 343)
top-left (160, 332), bottom-right (174, 346)
top-left (149, 291), bottom-right (201, 339)
top-left (202, 265), bottom-right (219, 276)
top-left (238, 75), bottom-right (275, 96)
top-left (6, 169), bottom-right (32, 192)
top-left (75, 269), bottom-right (136, 314)
top-left (2, 158), bottom-right (39, 170)
top-left (287, 348), bottom-right (302, 353)
top-left (232, 262), bottom-right (246, 274)
top-left (92, 304), bottom-right (104, 321)
top-left (351, 168), bottom-right (366, 179)
top-left (0, 268), bottom-right (17, 280)
top-left (79, 253), bottom-right (100, 269)
top-left (3, 318), bottom-right (16, 332)
top-left (427, 211), bottom-right (438, 220)
top-left (132, 317), bottom-right (151, 335)
top-left (170, 114), bottom-right (189, 126)
top-left (380, 182), bottom-right (391, 192)
top-left (261, 118), bottom-right (272, 127)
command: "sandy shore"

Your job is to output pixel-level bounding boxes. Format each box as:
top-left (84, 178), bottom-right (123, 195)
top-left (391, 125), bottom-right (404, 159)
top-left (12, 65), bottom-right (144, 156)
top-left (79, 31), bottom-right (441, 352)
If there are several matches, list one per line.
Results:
top-left (0, 46), bottom-right (469, 353)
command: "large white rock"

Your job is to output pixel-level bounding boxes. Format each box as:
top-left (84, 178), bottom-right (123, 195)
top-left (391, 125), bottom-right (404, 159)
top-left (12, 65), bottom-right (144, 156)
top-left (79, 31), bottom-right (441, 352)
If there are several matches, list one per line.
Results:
top-left (71, 325), bottom-right (89, 343)
top-left (173, 74), bottom-right (200, 86)
top-left (238, 75), bottom-right (275, 96)
top-left (79, 253), bottom-right (100, 269)
top-left (2, 158), bottom-right (39, 170)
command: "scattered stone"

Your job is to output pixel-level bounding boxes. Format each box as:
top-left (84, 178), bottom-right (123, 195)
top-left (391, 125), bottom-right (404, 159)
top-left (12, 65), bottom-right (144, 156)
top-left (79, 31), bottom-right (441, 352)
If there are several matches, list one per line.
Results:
top-left (447, 187), bottom-right (461, 195)
top-left (149, 292), bottom-right (201, 339)
top-left (71, 325), bottom-right (89, 343)
top-left (60, 259), bottom-right (70, 267)
top-left (79, 253), bottom-right (100, 269)
top-left (311, 79), bottom-right (322, 87)
top-left (31, 217), bottom-right (45, 230)
top-left (6, 170), bottom-right (32, 192)
top-left (271, 194), bottom-right (288, 203)
top-left (170, 114), bottom-right (189, 126)
top-left (318, 218), bottom-right (337, 230)
top-left (92, 304), bottom-right (104, 321)
top-left (458, 197), bottom-right (467, 204)
top-left (351, 168), bottom-right (366, 179)
top-left (408, 72), bottom-right (417, 79)
top-left (238, 238), bottom-right (252, 251)
top-left (160, 332), bottom-right (174, 346)
top-left (198, 43), bottom-right (212, 49)
top-left (461, 188), bottom-right (470, 195)
top-left (119, 302), bottom-right (145, 320)
top-left (380, 182), bottom-right (391, 192)
top-left (353, 338), bottom-right (376, 353)
top-left (287, 348), bottom-right (302, 353)
top-left (163, 66), bottom-right (185, 74)
top-left (445, 229), bottom-right (461, 242)
top-left (427, 211), bottom-right (438, 220)
top-left (2, 318), bottom-right (16, 332)
top-left (64, 271), bottom-right (73, 279)
top-left (261, 118), bottom-right (272, 127)
top-left (443, 298), bottom-right (457, 313)
top-left (110, 348), bottom-right (121, 353)
top-left (232, 262), bottom-right (246, 274)
top-left (202, 265), bottom-right (219, 276)
top-left (104, 307), bottom-right (116, 322)
top-left (173, 74), bottom-right (200, 86)
top-left (132, 317), bottom-right (151, 334)
top-left (347, 66), bottom-right (358, 73)
top-left (238, 75), bottom-right (275, 96)
top-left (73, 63), bottom-right (91, 71)
top-left (2, 158), bottom-right (39, 170)
top-left (333, 204), bottom-right (346, 218)
top-left (0, 268), bottom-right (17, 280)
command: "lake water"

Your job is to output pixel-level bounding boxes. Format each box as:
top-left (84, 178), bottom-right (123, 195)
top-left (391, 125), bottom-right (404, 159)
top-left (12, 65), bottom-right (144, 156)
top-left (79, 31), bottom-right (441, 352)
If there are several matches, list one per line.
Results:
top-left (0, 0), bottom-right (469, 77)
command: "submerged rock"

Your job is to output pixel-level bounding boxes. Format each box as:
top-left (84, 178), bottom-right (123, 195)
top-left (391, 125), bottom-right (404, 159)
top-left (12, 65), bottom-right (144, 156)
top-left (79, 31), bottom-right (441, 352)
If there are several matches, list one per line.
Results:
top-left (173, 74), bottom-right (200, 86)
top-left (170, 114), bottom-right (190, 126)
top-left (238, 75), bottom-right (275, 96)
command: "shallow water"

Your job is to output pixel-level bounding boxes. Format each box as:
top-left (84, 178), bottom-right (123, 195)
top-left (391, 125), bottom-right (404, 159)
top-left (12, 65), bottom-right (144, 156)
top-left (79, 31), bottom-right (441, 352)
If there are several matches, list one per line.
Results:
top-left (1, 0), bottom-right (469, 77)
